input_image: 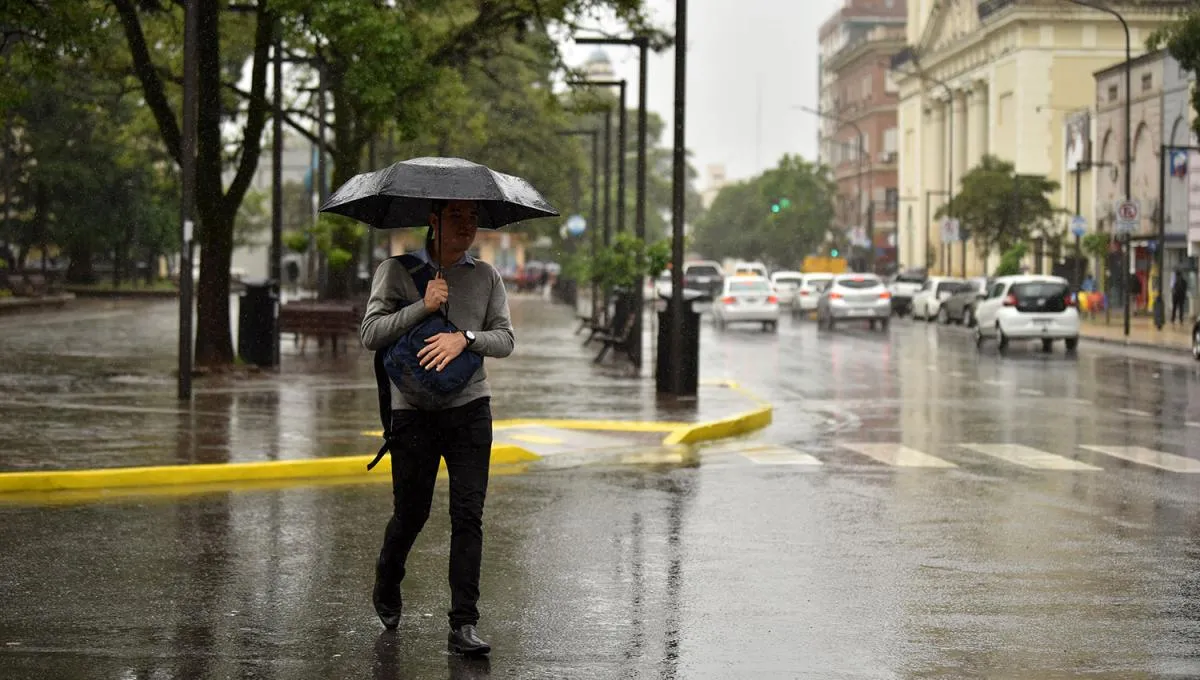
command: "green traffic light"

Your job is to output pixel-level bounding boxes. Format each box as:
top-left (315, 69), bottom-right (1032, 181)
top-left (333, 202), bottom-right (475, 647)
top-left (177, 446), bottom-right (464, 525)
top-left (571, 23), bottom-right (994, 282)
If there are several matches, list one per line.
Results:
top-left (830, 248), bottom-right (839, 257)
top-left (771, 204), bottom-right (780, 213)
top-left (779, 198), bottom-right (791, 209)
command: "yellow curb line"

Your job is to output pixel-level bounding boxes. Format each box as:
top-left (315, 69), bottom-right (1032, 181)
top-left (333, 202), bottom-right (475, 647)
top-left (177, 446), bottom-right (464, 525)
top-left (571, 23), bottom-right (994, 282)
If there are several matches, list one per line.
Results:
top-left (0, 380), bottom-right (772, 498)
top-left (0, 444), bottom-right (538, 495)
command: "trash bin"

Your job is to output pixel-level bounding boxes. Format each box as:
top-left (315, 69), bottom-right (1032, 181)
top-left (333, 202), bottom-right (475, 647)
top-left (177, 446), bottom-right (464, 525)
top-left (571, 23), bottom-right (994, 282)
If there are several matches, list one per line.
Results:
top-left (655, 289), bottom-right (709, 396)
top-left (238, 279), bottom-right (278, 367)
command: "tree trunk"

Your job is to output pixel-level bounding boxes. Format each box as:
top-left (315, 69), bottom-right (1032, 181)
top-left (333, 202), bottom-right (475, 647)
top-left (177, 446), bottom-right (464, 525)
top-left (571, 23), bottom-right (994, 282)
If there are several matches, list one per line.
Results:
top-left (194, 215), bottom-right (235, 366)
top-left (65, 242), bottom-right (96, 284)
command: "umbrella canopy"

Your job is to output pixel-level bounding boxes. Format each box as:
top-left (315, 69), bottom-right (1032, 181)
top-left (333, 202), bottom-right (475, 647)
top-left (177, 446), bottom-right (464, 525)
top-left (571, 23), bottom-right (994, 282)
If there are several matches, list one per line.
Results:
top-left (318, 156), bottom-right (559, 229)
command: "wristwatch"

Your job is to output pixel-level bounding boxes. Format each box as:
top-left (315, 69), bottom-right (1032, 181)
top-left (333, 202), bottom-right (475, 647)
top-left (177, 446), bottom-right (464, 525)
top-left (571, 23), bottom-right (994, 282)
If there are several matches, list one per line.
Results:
top-left (461, 330), bottom-right (476, 346)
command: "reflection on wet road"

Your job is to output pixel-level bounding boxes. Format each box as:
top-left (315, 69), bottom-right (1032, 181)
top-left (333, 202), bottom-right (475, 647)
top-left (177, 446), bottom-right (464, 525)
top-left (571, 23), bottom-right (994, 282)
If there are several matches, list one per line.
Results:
top-left (1, 302), bottom-right (1199, 677)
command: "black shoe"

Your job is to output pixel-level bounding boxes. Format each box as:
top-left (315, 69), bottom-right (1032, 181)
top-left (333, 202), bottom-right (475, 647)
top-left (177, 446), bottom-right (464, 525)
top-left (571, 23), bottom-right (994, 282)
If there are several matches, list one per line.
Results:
top-left (372, 580), bottom-right (402, 630)
top-left (447, 624), bottom-right (491, 656)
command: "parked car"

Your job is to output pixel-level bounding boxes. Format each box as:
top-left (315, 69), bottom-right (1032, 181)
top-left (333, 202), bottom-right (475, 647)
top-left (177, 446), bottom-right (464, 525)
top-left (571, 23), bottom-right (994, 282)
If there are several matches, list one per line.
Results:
top-left (769, 270), bottom-right (804, 307)
top-left (911, 277), bottom-right (965, 321)
top-left (1192, 315), bottom-right (1200, 361)
top-left (816, 273), bottom-right (891, 332)
top-left (974, 275), bottom-right (1080, 353)
top-left (712, 275), bottom-right (779, 332)
top-left (684, 260), bottom-right (724, 297)
top-left (939, 277), bottom-right (990, 326)
top-left (888, 269), bottom-right (927, 316)
top-left (791, 272), bottom-right (835, 318)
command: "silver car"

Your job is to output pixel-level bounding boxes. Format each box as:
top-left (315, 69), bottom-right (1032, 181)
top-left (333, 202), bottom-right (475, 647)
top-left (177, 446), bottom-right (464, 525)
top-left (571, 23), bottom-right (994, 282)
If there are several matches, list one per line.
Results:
top-left (816, 274), bottom-right (892, 332)
top-left (712, 276), bottom-right (780, 332)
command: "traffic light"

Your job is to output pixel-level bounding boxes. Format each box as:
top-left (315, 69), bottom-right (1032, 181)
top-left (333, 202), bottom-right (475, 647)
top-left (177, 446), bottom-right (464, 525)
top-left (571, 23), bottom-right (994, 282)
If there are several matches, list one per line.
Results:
top-left (771, 204), bottom-right (780, 214)
top-left (830, 248), bottom-right (839, 257)
top-left (779, 198), bottom-right (791, 209)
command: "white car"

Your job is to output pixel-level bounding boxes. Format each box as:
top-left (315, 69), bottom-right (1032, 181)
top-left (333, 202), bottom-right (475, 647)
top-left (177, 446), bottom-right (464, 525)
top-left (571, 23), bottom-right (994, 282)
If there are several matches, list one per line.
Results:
top-left (730, 261), bottom-right (768, 278)
top-left (769, 271), bottom-right (804, 306)
top-left (712, 276), bottom-right (779, 332)
top-left (791, 273), bottom-right (835, 317)
top-left (911, 277), bottom-right (965, 321)
top-left (816, 273), bottom-right (892, 332)
top-left (974, 275), bottom-right (1080, 353)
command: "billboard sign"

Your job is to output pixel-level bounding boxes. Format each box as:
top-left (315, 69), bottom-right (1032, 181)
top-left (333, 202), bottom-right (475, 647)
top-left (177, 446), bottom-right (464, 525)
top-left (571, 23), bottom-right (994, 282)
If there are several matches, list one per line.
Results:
top-left (1189, 150), bottom-right (1200, 253)
top-left (1064, 110), bottom-right (1091, 171)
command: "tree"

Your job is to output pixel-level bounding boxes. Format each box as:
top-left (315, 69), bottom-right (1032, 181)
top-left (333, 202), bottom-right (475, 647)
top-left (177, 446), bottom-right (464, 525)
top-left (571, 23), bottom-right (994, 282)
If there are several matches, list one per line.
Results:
top-left (111, 0), bottom-right (273, 366)
top-left (691, 155), bottom-right (836, 268)
top-left (1150, 10), bottom-right (1200, 139)
top-left (937, 155), bottom-right (1059, 261)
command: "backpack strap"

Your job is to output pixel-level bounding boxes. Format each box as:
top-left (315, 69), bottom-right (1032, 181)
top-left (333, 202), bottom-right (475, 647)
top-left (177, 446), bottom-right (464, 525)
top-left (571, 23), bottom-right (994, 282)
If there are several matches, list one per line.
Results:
top-left (367, 253), bottom-right (436, 472)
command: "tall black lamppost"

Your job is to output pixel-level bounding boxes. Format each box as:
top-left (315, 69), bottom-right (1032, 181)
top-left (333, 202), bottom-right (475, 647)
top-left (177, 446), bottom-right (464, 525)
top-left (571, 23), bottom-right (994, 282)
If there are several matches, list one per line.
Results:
top-left (557, 129), bottom-right (602, 325)
top-left (177, 0), bottom-right (199, 399)
top-left (1066, 0), bottom-right (1131, 336)
top-left (575, 37), bottom-right (651, 367)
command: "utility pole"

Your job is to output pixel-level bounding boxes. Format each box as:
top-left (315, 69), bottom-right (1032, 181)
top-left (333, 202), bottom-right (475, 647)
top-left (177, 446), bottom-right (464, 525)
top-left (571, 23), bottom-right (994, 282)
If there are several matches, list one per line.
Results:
top-left (668, 0), bottom-right (689, 396)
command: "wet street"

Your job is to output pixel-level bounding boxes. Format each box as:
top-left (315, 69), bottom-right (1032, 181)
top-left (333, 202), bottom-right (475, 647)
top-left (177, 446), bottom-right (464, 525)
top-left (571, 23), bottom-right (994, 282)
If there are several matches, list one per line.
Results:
top-left (2, 299), bottom-right (1200, 678)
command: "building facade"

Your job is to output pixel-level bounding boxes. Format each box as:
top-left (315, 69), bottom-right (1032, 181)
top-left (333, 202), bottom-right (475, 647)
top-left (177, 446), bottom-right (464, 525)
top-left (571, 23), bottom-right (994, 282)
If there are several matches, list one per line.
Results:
top-left (894, 0), bottom-right (1186, 277)
top-left (818, 0), bottom-right (907, 272)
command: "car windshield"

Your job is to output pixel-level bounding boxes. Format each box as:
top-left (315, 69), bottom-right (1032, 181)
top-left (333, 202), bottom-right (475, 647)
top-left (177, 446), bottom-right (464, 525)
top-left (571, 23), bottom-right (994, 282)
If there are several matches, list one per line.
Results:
top-left (730, 280), bottom-right (770, 293)
top-left (774, 277), bottom-right (802, 288)
top-left (1012, 282), bottom-right (1069, 301)
top-left (837, 277), bottom-right (880, 289)
top-left (936, 282), bottom-right (961, 295)
top-left (895, 275), bottom-right (924, 284)
top-left (687, 265), bottom-right (720, 277)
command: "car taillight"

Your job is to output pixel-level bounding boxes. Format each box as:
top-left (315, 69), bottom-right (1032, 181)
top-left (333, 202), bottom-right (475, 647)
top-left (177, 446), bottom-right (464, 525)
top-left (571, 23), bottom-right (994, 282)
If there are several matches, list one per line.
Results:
top-left (800, 290), bottom-right (809, 296)
top-left (721, 296), bottom-right (736, 304)
top-left (1003, 294), bottom-right (1018, 307)
top-left (1066, 293), bottom-right (1077, 307)
top-left (767, 295), bottom-right (778, 304)
top-left (829, 292), bottom-right (843, 300)
top-left (879, 291), bottom-right (891, 300)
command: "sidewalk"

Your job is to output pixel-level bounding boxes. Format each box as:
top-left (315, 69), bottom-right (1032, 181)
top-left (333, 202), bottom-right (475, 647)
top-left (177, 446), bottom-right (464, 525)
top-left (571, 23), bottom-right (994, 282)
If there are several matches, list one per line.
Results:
top-left (1079, 313), bottom-right (1194, 353)
top-left (0, 296), bottom-right (768, 485)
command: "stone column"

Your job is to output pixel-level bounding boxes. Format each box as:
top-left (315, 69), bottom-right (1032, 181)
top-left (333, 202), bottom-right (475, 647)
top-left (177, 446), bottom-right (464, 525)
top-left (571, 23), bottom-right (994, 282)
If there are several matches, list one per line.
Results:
top-left (953, 90), bottom-right (969, 187)
top-left (967, 81), bottom-right (988, 168)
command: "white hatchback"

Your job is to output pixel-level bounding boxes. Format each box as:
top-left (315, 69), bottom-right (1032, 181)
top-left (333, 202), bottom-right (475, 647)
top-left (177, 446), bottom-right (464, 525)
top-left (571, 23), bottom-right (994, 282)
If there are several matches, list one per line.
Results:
top-left (769, 271), bottom-right (805, 306)
top-left (816, 273), bottom-right (892, 331)
top-left (974, 275), bottom-right (1080, 353)
top-left (792, 273), bottom-right (835, 316)
top-left (712, 276), bottom-right (780, 332)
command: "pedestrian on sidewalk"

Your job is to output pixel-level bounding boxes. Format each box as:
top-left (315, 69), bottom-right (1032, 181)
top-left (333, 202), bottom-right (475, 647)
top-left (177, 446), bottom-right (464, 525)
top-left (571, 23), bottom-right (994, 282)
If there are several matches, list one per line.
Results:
top-left (1171, 271), bottom-right (1189, 324)
top-left (360, 199), bottom-right (514, 656)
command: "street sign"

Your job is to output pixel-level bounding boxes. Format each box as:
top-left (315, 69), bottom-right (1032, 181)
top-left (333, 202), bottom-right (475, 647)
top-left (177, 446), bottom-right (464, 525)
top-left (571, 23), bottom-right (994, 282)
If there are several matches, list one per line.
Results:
top-left (1115, 199), bottom-right (1140, 234)
top-left (1070, 215), bottom-right (1087, 238)
top-left (940, 218), bottom-right (960, 243)
top-left (565, 214), bottom-right (586, 236)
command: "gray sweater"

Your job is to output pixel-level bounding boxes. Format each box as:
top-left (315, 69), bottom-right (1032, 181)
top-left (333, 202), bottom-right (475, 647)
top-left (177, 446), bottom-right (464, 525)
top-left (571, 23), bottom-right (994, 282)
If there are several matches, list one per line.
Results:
top-left (360, 251), bottom-right (514, 411)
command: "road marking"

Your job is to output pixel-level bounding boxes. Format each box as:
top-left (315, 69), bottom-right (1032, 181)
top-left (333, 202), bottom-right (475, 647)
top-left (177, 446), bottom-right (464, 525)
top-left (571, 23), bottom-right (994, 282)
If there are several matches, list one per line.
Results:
top-left (1081, 446), bottom-right (1200, 473)
top-left (1186, 422), bottom-right (1200, 429)
top-left (741, 446), bottom-right (823, 466)
top-left (1018, 388), bottom-right (1044, 397)
top-left (949, 371), bottom-right (967, 378)
top-left (509, 433), bottom-right (564, 445)
top-left (984, 379), bottom-right (1007, 387)
top-left (840, 443), bottom-right (956, 468)
top-left (960, 444), bottom-right (1101, 471)
top-left (1118, 408), bottom-right (1152, 418)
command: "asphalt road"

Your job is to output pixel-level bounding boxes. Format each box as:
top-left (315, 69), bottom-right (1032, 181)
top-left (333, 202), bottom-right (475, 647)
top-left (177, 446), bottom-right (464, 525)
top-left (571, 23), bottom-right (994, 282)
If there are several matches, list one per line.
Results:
top-left (2, 309), bottom-right (1199, 678)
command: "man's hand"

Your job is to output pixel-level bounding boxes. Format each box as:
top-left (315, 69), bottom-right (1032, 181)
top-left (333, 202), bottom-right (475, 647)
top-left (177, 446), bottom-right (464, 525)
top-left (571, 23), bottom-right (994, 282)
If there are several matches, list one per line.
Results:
top-left (417, 332), bottom-right (469, 372)
top-left (423, 271), bottom-right (448, 313)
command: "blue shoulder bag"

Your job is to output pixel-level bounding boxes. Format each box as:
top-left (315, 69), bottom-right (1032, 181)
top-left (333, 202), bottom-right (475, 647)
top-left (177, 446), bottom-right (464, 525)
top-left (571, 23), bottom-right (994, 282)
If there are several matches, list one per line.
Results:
top-left (368, 254), bottom-right (483, 470)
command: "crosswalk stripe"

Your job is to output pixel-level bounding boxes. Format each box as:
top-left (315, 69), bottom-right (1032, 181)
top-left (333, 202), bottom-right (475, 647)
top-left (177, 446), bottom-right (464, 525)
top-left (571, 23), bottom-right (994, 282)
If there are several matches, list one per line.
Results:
top-left (840, 443), bottom-right (956, 468)
top-left (741, 446), bottom-right (823, 466)
top-left (1117, 408), bottom-right (1152, 418)
top-left (961, 443), bottom-right (1102, 471)
top-left (1186, 422), bottom-right (1200, 429)
top-left (1080, 446), bottom-right (1200, 473)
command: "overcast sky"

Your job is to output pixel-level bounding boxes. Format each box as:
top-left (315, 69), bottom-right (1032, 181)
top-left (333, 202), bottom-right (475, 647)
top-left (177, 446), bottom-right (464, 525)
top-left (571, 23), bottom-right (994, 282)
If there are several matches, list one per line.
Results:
top-left (562, 0), bottom-right (846, 191)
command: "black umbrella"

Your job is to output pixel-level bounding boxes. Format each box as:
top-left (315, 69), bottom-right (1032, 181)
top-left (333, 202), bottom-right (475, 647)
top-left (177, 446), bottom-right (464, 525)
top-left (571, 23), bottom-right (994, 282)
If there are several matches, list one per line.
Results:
top-left (318, 156), bottom-right (559, 230)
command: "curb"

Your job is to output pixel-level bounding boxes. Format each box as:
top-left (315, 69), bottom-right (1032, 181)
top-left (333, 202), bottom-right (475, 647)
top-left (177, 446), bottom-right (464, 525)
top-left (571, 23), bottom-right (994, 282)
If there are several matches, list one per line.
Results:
top-left (1081, 330), bottom-right (1192, 355)
top-left (0, 389), bottom-right (774, 498)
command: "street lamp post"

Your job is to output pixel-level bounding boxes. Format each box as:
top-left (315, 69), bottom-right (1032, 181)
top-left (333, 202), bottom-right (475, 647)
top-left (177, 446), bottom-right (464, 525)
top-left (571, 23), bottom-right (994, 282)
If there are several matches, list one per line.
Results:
top-left (558, 129), bottom-right (602, 326)
top-left (567, 79), bottom-right (627, 238)
top-left (798, 106), bottom-right (872, 271)
top-left (575, 37), bottom-right (651, 368)
top-left (668, 0), bottom-right (689, 396)
top-left (177, 0), bottom-right (199, 400)
top-left (1066, 0), bottom-right (1131, 337)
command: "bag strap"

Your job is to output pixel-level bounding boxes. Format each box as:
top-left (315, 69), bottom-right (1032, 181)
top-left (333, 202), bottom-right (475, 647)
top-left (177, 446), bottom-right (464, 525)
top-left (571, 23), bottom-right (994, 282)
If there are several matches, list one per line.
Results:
top-left (367, 253), bottom-right (436, 472)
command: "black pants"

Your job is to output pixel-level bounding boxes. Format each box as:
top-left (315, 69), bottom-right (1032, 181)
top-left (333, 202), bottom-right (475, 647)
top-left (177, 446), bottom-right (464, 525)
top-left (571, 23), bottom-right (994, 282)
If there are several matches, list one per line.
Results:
top-left (376, 397), bottom-right (492, 628)
top-left (1171, 294), bottom-right (1187, 323)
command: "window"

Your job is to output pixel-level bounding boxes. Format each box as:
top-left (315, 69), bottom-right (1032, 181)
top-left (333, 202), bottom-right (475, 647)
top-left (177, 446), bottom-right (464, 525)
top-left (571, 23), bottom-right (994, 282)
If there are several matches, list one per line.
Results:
top-left (885, 188), bottom-right (899, 212)
top-left (1142, 73), bottom-right (1153, 92)
top-left (1108, 84), bottom-right (1118, 102)
top-left (884, 127), bottom-right (898, 153)
top-left (862, 75), bottom-right (872, 99)
top-left (989, 283), bottom-right (1006, 299)
top-left (885, 71), bottom-right (899, 94)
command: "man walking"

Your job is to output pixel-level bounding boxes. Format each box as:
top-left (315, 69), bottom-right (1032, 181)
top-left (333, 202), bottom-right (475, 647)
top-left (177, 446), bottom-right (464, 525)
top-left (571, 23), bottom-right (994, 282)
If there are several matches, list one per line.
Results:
top-left (1171, 271), bottom-right (1189, 324)
top-left (360, 199), bottom-right (514, 656)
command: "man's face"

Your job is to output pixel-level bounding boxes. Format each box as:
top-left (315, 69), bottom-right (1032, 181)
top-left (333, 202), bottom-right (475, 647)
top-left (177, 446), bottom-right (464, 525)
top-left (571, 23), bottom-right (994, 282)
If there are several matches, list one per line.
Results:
top-left (433, 200), bottom-right (479, 253)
